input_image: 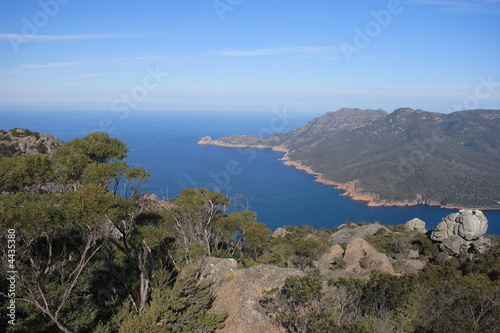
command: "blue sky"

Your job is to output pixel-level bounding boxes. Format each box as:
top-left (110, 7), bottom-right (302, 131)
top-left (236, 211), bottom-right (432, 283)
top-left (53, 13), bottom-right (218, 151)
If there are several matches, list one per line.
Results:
top-left (0, 0), bottom-right (499, 113)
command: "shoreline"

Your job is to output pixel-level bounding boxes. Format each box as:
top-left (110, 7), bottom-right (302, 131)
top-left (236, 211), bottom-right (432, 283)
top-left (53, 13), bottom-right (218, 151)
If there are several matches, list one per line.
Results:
top-left (198, 138), bottom-right (498, 211)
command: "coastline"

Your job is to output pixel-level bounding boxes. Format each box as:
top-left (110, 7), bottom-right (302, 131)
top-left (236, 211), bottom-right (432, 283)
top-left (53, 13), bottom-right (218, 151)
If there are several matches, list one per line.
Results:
top-left (198, 138), bottom-right (497, 211)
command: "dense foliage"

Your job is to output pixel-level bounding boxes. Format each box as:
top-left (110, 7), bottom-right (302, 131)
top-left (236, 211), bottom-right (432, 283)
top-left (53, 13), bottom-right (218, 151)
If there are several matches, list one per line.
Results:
top-left (261, 235), bottom-right (500, 333)
top-left (0, 133), bottom-right (230, 332)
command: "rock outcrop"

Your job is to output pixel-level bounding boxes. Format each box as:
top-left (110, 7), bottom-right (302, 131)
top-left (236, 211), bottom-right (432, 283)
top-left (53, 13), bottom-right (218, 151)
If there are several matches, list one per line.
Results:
top-left (272, 227), bottom-right (289, 238)
top-left (406, 218), bottom-right (427, 234)
top-left (471, 237), bottom-right (492, 254)
top-left (136, 193), bottom-right (169, 211)
top-left (455, 210), bottom-right (488, 240)
top-left (200, 257), bottom-right (238, 286)
top-left (343, 238), bottom-right (395, 276)
top-left (0, 128), bottom-right (62, 156)
top-left (439, 235), bottom-right (469, 256)
top-left (314, 238), bottom-right (396, 280)
top-left (431, 210), bottom-right (489, 255)
top-left (331, 223), bottom-right (390, 243)
top-left (314, 244), bottom-right (345, 276)
top-left (201, 259), bottom-right (303, 333)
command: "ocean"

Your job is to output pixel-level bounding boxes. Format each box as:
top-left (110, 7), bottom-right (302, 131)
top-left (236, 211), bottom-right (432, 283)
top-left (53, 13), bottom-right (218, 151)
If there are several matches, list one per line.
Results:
top-left (2, 110), bottom-right (499, 234)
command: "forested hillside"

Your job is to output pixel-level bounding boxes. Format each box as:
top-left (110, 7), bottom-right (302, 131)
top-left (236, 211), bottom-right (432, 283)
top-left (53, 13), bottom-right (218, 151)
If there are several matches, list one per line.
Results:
top-left (201, 108), bottom-right (500, 209)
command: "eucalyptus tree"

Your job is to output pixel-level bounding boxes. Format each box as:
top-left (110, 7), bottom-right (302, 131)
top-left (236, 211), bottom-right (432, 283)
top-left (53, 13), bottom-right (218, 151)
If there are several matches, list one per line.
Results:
top-left (0, 132), bottom-right (150, 332)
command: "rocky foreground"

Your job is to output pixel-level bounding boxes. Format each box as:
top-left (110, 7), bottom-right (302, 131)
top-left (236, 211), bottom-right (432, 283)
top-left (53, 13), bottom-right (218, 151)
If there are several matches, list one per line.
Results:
top-left (196, 209), bottom-right (491, 333)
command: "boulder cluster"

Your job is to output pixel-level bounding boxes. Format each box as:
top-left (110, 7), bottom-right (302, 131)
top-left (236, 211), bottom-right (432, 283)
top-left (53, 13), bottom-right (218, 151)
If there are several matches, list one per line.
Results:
top-left (198, 210), bottom-right (492, 332)
top-left (431, 210), bottom-right (489, 256)
top-left (315, 238), bottom-right (397, 279)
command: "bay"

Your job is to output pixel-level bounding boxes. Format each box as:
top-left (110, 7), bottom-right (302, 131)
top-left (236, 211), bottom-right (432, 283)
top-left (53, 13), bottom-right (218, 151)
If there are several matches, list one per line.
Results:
top-left (2, 110), bottom-right (499, 234)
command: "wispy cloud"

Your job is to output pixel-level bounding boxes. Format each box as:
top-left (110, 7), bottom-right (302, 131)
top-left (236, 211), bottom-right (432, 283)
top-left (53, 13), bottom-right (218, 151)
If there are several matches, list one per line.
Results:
top-left (20, 61), bottom-right (85, 69)
top-left (218, 46), bottom-right (338, 57)
top-left (403, 0), bottom-right (500, 13)
top-left (108, 53), bottom-right (166, 62)
top-left (0, 33), bottom-right (147, 41)
top-left (66, 73), bottom-right (104, 79)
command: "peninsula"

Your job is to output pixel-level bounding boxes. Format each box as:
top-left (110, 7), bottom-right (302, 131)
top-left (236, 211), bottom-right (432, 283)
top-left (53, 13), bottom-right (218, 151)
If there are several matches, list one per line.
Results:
top-left (199, 108), bottom-right (500, 210)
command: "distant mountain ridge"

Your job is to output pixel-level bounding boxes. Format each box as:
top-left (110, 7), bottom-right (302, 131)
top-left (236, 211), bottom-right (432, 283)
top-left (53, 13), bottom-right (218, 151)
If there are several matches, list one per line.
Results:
top-left (199, 108), bottom-right (500, 209)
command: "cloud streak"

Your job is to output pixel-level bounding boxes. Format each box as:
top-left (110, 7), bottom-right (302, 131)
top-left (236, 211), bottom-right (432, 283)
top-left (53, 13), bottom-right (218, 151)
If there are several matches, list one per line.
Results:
top-left (66, 73), bottom-right (104, 79)
top-left (403, 0), bottom-right (500, 12)
top-left (20, 61), bottom-right (85, 69)
top-left (218, 46), bottom-right (338, 57)
top-left (108, 53), bottom-right (167, 62)
top-left (0, 33), bottom-right (147, 42)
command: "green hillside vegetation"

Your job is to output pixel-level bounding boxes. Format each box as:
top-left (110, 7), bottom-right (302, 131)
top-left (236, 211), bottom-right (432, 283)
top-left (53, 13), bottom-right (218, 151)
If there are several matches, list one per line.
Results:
top-left (262, 265), bottom-right (499, 333)
top-left (205, 108), bottom-right (500, 209)
top-left (0, 132), bottom-right (498, 332)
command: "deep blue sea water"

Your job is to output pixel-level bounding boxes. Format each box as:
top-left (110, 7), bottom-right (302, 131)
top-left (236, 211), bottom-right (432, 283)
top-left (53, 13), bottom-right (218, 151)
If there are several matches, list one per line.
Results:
top-left (2, 110), bottom-right (499, 234)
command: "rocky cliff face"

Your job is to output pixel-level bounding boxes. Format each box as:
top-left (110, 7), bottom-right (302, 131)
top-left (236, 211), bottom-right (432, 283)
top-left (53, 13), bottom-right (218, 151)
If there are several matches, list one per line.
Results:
top-left (0, 128), bottom-right (62, 157)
